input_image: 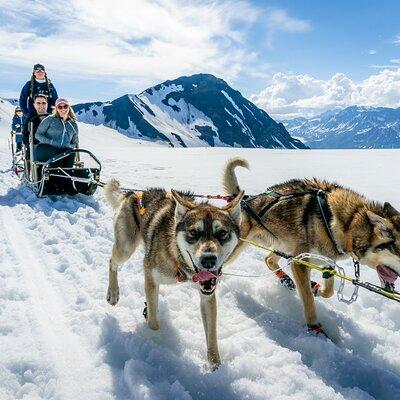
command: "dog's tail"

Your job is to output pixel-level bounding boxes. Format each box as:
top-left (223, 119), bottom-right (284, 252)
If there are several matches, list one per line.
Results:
top-left (104, 179), bottom-right (124, 209)
top-left (222, 157), bottom-right (249, 194)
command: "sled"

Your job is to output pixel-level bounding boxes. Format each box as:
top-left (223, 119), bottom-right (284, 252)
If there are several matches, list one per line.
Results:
top-left (9, 131), bottom-right (25, 175)
top-left (24, 148), bottom-right (101, 197)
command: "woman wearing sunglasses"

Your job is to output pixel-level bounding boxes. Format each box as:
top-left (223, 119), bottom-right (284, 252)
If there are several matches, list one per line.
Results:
top-left (19, 64), bottom-right (58, 119)
top-left (34, 98), bottom-right (78, 167)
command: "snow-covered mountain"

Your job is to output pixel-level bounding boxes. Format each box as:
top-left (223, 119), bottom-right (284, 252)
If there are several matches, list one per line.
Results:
top-left (0, 97), bottom-right (14, 127)
top-left (4, 98), bottom-right (19, 107)
top-left (74, 74), bottom-right (307, 149)
top-left (282, 106), bottom-right (400, 149)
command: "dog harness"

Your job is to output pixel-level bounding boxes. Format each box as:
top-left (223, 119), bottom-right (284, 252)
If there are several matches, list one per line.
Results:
top-left (241, 188), bottom-right (346, 256)
top-left (134, 191), bottom-right (146, 215)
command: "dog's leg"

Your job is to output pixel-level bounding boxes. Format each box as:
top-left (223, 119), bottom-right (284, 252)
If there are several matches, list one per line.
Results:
top-left (107, 240), bottom-right (136, 305)
top-left (107, 211), bottom-right (140, 306)
top-left (265, 253), bottom-right (296, 290)
top-left (107, 255), bottom-right (120, 306)
top-left (291, 260), bottom-right (317, 324)
top-left (292, 258), bottom-right (328, 337)
top-left (200, 292), bottom-right (221, 370)
top-left (144, 270), bottom-right (160, 330)
top-left (313, 275), bottom-right (335, 298)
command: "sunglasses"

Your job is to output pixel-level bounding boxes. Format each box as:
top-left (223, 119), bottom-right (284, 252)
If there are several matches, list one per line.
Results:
top-left (34, 69), bottom-right (45, 73)
top-left (57, 104), bottom-right (69, 110)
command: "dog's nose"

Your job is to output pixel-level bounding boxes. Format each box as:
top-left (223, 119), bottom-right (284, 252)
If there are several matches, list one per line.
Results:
top-left (200, 255), bottom-right (217, 269)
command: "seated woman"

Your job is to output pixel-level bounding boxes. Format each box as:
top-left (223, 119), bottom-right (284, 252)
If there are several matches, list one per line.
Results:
top-left (34, 98), bottom-right (78, 167)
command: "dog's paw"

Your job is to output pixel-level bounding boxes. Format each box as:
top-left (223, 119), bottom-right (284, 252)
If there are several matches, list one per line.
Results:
top-left (147, 319), bottom-right (160, 331)
top-left (210, 361), bottom-right (221, 372)
top-left (276, 270), bottom-right (296, 290)
top-left (208, 352), bottom-right (221, 371)
top-left (311, 281), bottom-right (321, 296)
top-left (107, 287), bottom-right (120, 306)
top-left (307, 323), bottom-right (329, 339)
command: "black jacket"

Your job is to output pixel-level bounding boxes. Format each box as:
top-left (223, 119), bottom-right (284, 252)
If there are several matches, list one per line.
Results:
top-left (19, 79), bottom-right (58, 116)
top-left (22, 112), bottom-right (50, 146)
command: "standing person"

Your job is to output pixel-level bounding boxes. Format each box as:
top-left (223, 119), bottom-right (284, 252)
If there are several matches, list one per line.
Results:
top-left (19, 64), bottom-right (58, 118)
top-left (11, 106), bottom-right (24, 151)
top-left (35, 98), bottom-right (78, 167)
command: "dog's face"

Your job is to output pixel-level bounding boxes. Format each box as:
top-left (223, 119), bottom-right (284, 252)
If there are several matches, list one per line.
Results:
top-left (171, 190), bottom-right (244, 295)
top-left (359, 203), bottom-right (400, 286)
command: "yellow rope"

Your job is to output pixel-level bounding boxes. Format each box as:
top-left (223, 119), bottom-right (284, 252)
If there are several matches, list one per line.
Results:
top-left (240, 237), bottom-right (400, 302)
top-left (241, 237), bottom-right (353, 283)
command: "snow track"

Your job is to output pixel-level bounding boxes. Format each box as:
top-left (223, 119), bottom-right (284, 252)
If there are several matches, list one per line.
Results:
top-left (1, 122), bottom-right (400, 399)
top-left (0, 182), bottom-right (112, 399)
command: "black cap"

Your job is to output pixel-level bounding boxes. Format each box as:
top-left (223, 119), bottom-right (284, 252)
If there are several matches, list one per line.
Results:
top-left (33, 63), bottom-right (45, 72)
top-left (15, 106), bottom-right (22, 112)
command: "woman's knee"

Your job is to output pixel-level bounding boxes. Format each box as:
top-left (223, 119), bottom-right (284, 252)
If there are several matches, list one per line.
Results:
top-left (34, 144), bottom-right (58, 162)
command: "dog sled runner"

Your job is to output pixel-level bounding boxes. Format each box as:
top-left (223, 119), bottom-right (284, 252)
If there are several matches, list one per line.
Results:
top-left (9, 131), bottom-right (25, 175)
top-left (23, 148), bottom-right (101, 197)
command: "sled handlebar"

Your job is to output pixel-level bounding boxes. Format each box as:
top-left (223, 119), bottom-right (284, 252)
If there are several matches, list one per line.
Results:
top-left (41, 149), bottom-right (102, 172)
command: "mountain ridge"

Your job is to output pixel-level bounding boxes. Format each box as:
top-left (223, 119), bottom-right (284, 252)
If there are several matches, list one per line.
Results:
top-left (73, 73), bottom-right (308, 149)
top-left (282, 105), bottom-right (400, 149)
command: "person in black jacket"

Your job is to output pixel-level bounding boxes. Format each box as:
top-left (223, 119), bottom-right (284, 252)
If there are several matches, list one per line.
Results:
top-left (22, 95), bottom-right (50, 157)
top-left (19, 64), bottom-right (58, 119)
top-left (11, 106), bottom-right (24, 151)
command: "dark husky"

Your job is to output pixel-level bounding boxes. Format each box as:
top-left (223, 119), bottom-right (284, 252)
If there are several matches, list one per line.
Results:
top-left (222, 158), bottom-right (400, 335)
top-left (105, 179), bottom-right (244, 369)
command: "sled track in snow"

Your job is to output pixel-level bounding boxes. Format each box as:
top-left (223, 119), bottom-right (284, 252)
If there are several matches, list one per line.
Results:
top-left (0, 195), bottom-right (112, 399)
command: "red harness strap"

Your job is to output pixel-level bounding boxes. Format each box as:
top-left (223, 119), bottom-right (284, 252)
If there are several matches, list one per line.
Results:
top-left (134, 192), bottom-right (146, 215)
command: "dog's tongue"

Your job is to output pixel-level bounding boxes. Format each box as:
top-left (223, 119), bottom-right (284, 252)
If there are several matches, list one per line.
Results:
top-left (376, 265), bottom-right (398, 284)
top-left (192, 270), bottom-right (217, 282)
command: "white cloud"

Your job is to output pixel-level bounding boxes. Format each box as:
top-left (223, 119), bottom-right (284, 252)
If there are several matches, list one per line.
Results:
top-left (369, 64), bottom-right (398, 69)
top-left (251, 68), bottom-right (400, 119)
top-left (394, 35), bottom-right (400, 45)
top-left (264, 8), bottom-right (311, 47)
top-left (266, 8), bottom-right (310, 33)
top-left (368, 49), bottom-right (377, 55)
top-left (0, 0), bottom-right (260, 89)
top-left (0, 1), bottom-right (311, 93)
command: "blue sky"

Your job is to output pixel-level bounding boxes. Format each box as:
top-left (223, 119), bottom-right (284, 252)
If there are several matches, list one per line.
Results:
top-left (0, 0), bottom-right (399, 118)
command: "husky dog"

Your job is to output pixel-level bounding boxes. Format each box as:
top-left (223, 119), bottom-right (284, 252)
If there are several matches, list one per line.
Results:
top-left (104, 179), bottom-right (244, 369)
top-left (222, 158), bottom-right (400, 335)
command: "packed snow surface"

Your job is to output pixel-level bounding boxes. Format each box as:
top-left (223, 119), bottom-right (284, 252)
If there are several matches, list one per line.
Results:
top-left (1, 118), bottom-right (400, 400)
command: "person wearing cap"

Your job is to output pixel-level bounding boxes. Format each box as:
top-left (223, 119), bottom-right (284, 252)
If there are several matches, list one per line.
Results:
top-left (19, 64), bottom-right (58, 118)
top-left (34, 98), bottom-right (78, 167)
top-left (11, 106), bottom-right (24, 151)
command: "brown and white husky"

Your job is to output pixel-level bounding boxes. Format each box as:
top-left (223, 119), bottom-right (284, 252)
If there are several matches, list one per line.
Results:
top-left (222, 158), bottom-right (400, 335)
top-left (105, 179), bottom-right (244, 369)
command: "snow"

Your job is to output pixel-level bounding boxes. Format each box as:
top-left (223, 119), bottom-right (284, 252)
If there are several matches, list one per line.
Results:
top-left (0, 98), bottom-right (14, 124)
top-left (1, 107), bottom-right (400, 399)
top-left (139, 88), bottom-right (220, 147)
top-left (221, 90), bottom-right (244, 117)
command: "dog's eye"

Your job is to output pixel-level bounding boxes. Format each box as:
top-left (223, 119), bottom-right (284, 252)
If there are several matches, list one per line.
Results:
top-left (217, 230), bottom-right (228, 239)
top-left (188, 229), bottom-right (198, 238)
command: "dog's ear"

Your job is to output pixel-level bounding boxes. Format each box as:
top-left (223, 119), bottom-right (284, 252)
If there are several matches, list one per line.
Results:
top-left (171, 189), bottom-right (195, 220)
top-left (366, 210), bottom-right (394, 239)
top-left (384, 202), bottom-right (400, 218)
top-left (222, 190), bottom-right (245, 225)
